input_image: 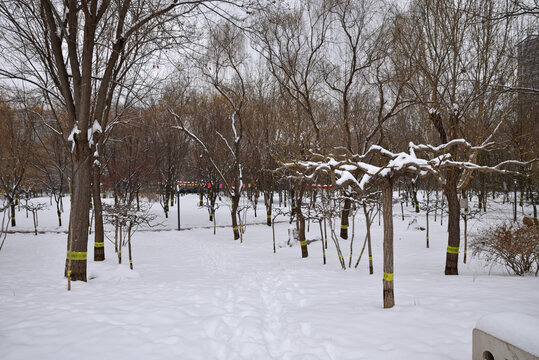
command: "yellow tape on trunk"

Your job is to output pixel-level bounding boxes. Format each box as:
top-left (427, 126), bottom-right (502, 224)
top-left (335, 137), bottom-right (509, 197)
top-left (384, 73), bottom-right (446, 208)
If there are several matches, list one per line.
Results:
top-left (66, 251), bottom-right (87, 260)
top-left (383, 272), bottom-right (393, 282)
top-left (447, 246), bottom-right (459, 254)
top-left (94, 242), bottom-right (104, 248)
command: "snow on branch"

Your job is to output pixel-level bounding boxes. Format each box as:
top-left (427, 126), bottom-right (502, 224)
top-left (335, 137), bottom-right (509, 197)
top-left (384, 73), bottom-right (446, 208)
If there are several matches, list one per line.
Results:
top-left (409, 139), bottom-right (490, 153)
top-left (67, 124), bottom-right (81, 152)
top-left (282, 144), bottom-right (439, 193)
top-left (282, 139), bottom-right (536, 193)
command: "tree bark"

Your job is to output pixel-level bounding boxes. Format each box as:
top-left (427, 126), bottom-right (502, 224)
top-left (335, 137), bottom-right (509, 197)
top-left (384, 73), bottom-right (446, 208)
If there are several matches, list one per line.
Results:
top-left (231, 195), bottom-right (240, 240)
top-left (56, 197), bottom-right (62, 226)
top-left (340, 197), bottom-right (351, 239)
top-left (363, 203), bottom-right (374, 275)
top-left (382, 180), bottom-right (394, 309)
top-left (92, 164), bottom-right (105, 261)
top-left (64, 152), bottom-right (91, 281)
top-left (264, 191), bottom-right (273, 227)
top-left (128, 223), bottom-right (133, 270)
top-left (444, 169), bottom-right (460, 275)
top-left (296, 187), bottom-right (308, 258)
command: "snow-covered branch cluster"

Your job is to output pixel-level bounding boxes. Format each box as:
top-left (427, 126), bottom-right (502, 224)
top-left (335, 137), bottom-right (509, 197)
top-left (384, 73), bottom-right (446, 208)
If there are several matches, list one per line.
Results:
top-left (283, 140), bottom-right (536, 192)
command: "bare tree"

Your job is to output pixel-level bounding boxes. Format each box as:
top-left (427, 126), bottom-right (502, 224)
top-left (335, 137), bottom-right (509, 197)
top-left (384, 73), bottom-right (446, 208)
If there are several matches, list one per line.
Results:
top-left (395, 0), bottom-right (524, 275)
top-left (0, 0), bottom-right (248, 281)
top-left (173, 22), bottom-right (248, 240)
top-left (0, 96), bottom-right (35, 228)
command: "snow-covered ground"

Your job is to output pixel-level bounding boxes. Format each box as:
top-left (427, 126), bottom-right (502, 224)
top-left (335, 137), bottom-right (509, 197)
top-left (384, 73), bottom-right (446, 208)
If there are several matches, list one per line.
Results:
top-left (1, 194), bottom-right (538, 359)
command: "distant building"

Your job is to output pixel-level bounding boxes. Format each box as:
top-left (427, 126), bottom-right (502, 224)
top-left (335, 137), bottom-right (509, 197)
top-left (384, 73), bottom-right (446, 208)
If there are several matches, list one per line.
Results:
top-left (516, 35), bottom-right (538, 162)
top-left (518, 35), bottom-right (539, 91)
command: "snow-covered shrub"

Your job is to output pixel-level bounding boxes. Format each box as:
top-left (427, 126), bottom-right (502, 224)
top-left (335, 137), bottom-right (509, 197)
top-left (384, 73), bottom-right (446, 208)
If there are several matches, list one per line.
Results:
top-left (471, 222), bottom-right (539, 276)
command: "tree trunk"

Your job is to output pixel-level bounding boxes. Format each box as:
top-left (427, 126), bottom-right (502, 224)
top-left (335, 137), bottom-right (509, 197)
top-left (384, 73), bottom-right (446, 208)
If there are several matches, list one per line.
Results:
top-left (56, 198), bottom-right (62, 227)
top-left (128, 223), bottom-right (133, 270)
top-left (10, 202), bottom-right (15, 227)
top-left (264, 191), bottom-right (273, 227)
top-left (412, 186), bottom-right (419, 213)
top-left (209, 191), bottom-right (216, 222)
top-left (319, 220), bottom-right (326, 264)
top-left (64, 153), bottom-right (91, 282)
top-left (444, 170), bottom-right (460, 275)
top-left (92, 164), bottom-right (105, 261)
top-left (296, 188), bottom-right (308, 258)
top-left (290, 189), bottom-right (295, 223)
top-left (532, 191), bottom-right (537, 222)
top-left (381, 180), bottom-right (394, 309)
top-left (33, 211), bottom-right (37, 235)
top-left (463, 214), bottom-right (467, 264)
top-left (114, 216), bottom-right (118, 253)
top-left (340, 197), bottom-right (351, 239)
top-left (231, 195), bottom-right (240, 240)
top-left (199, 187), bottom-right (204, 207)
top-left (118, 223), bottom-right (122, 264)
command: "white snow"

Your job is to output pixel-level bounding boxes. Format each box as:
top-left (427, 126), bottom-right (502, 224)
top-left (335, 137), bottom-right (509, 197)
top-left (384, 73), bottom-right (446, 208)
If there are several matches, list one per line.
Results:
top-left (475, 312), bottom-right (539, 356)
top-left (67, 124), bottom-right (81, 152)
top-left (1, 194), bottom-right (538, 359)
top-left (88, 120), bottom-right (102, 147)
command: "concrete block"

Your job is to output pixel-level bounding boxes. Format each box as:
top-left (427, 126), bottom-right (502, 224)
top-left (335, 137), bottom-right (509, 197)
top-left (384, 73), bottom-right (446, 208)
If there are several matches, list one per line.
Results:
top-left (473, 329), bottom-right (539, 360)
top-left (473, 312), bottom-right (539, 360)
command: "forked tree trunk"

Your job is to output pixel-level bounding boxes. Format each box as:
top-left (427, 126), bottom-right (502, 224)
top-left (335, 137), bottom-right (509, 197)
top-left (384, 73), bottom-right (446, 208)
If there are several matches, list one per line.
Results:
top-left (93, 164), bottom-right (105, 261)
top-left (381, 180), bottom-right (394, 309)
top-left (340, 197), bottom-right (351, 239)
top-left (444, 170), bottom-right (461, 275)
top-left (363, 203), bottom-right (374, 275)
top-left (64, 152), bottom-right (91, 282)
